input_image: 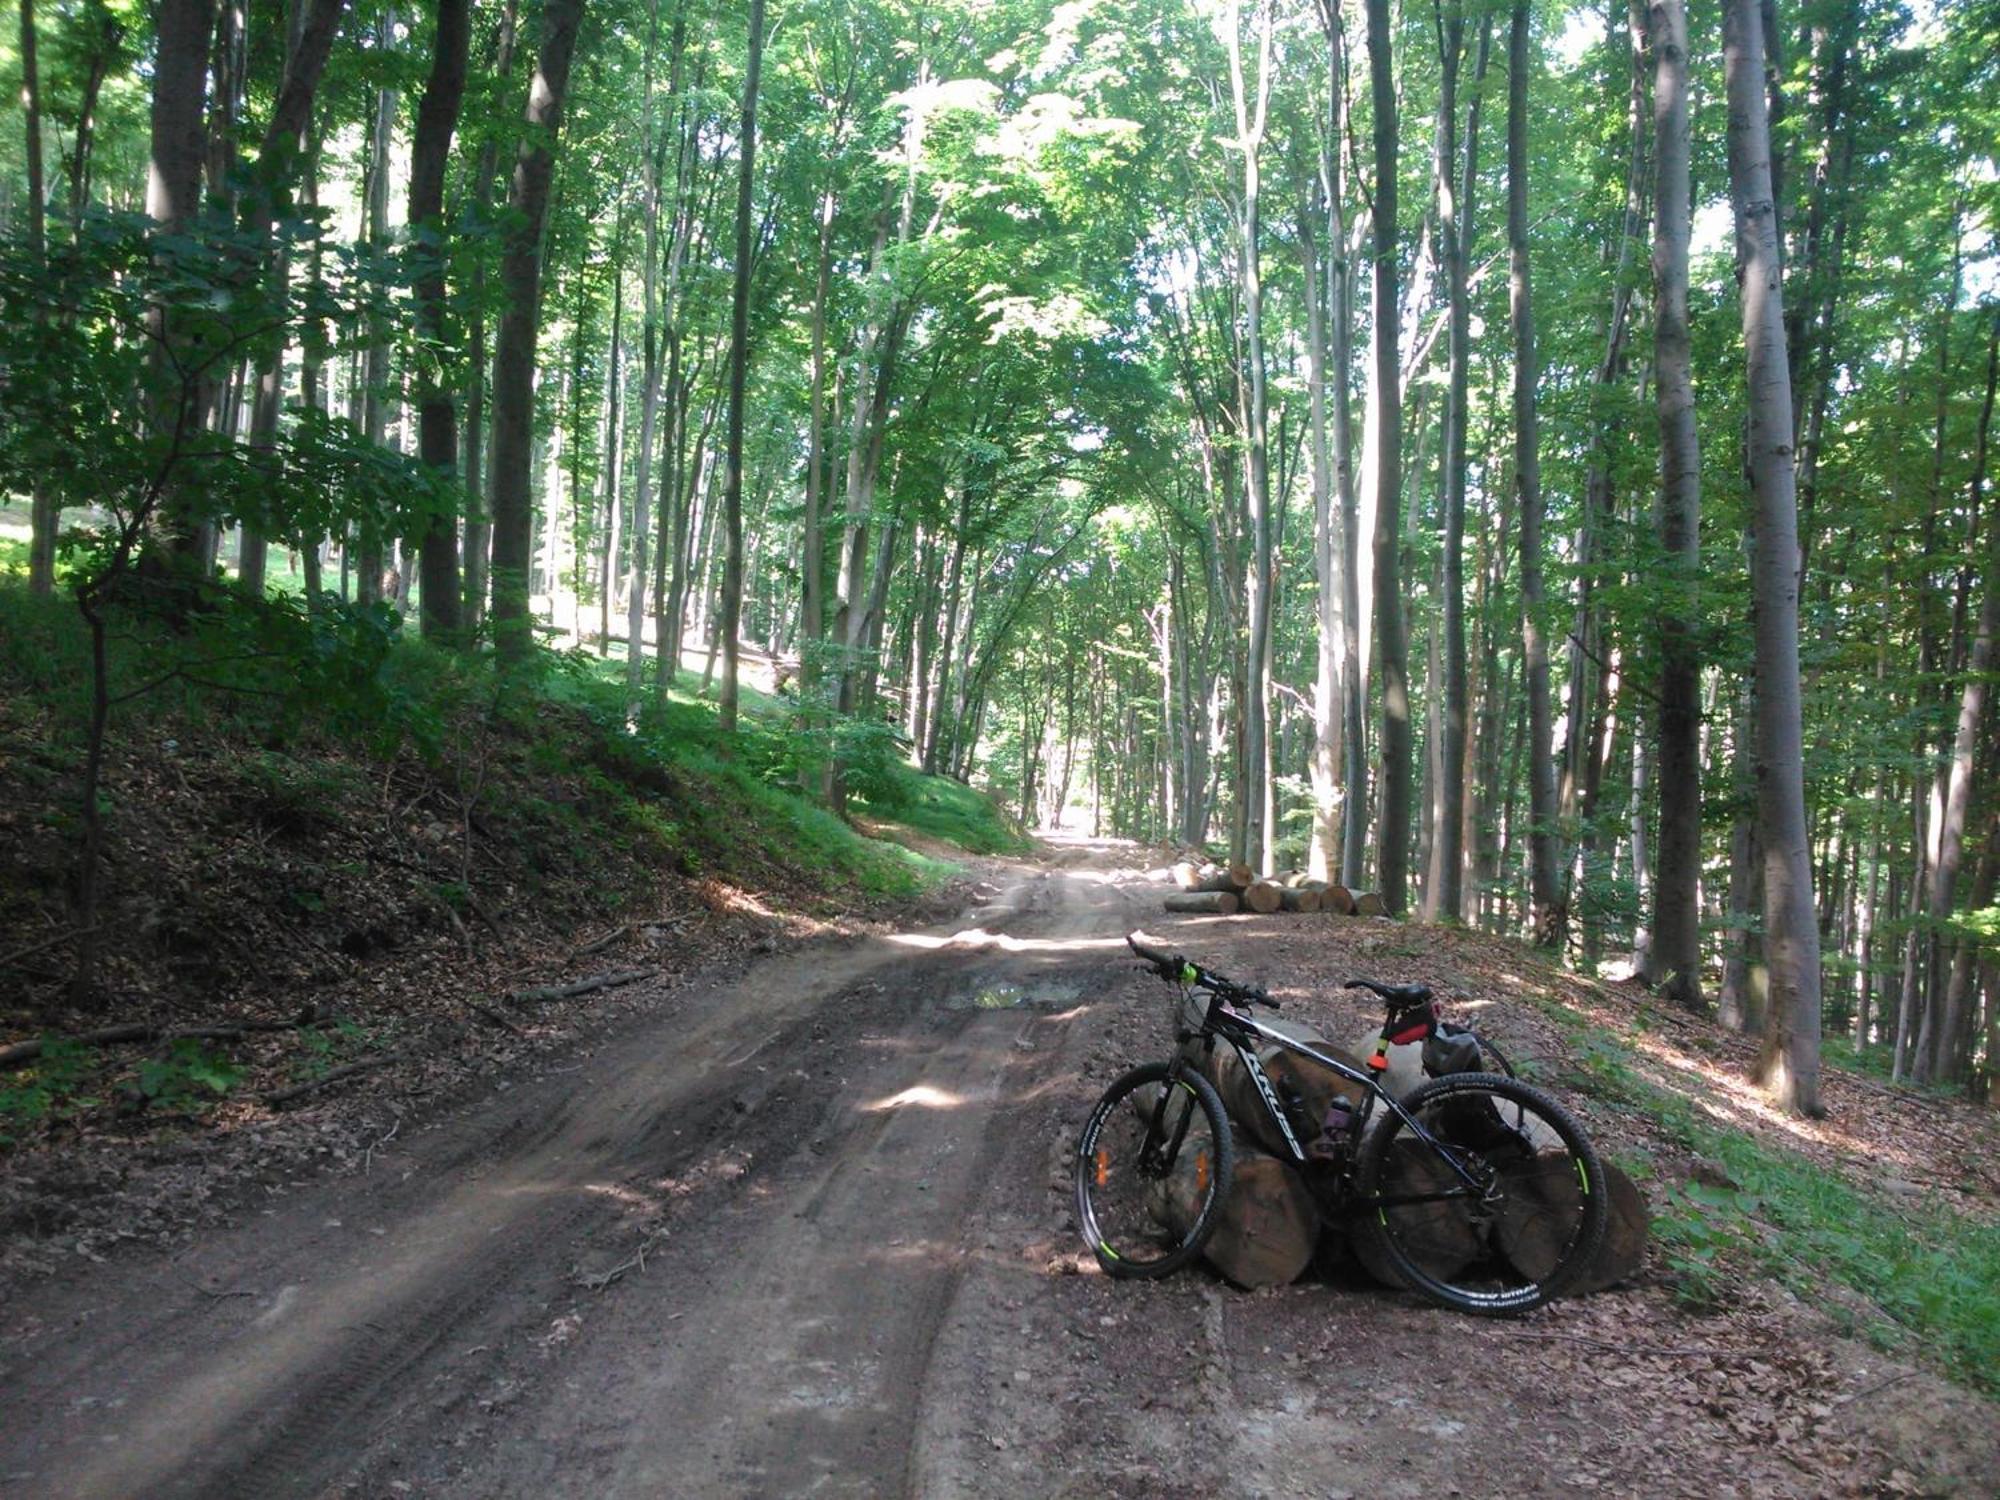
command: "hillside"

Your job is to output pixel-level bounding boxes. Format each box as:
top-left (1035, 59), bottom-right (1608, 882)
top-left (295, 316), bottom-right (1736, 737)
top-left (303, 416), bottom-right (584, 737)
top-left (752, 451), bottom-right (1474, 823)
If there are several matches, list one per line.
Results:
top-left (0, 585), bottom-right (1024, 1279)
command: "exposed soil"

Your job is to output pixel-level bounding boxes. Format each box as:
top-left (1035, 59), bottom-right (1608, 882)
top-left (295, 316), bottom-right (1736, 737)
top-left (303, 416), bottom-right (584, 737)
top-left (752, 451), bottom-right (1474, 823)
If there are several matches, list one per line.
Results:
top-left (2, 841), bottom-right (1996, 1498)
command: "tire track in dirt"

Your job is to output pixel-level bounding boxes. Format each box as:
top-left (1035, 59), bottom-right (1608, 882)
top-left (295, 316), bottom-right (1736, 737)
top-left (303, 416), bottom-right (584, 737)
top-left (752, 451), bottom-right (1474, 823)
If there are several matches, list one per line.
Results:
top-left (0, 848), bottom-right (1156, 1499)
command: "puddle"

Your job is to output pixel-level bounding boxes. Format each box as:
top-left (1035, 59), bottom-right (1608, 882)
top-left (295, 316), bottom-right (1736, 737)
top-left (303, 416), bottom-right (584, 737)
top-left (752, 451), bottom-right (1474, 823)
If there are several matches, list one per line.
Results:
top-left (952, 981), bottom-right (1083, 1012)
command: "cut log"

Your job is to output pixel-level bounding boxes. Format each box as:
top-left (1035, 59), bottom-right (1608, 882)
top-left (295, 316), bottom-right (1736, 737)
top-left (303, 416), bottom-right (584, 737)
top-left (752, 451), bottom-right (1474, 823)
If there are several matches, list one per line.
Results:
top-left (1580, 1161), bottom-right (1650, 1292)
top-left (1241, 880), bottom-right (1284, 914)
top-left (1352, 891), bottom-right (1388, 917)
top-left (1277, 888), bottom-right (1323, 913)
top-left (1319, 885), bottom-right (1357, 915)
top-left (1184, 1017), bottom-right (1367, 1159)
top-left (1192, 868), bottom-right (1246, 894)
top-left (1494, 1158), bottom-right (1649, 1294)
top-left (1158, 1143), bottom-right (1320, 1289)
top-left (1170, 860), bottom-right (1207, 891)
top-left (1226, 861), bottom-right (1255, 888)
top-left (1348, 1139), bottom-right (1481, 1288)
top-left (1164, 891), bottom-right (1240, 915)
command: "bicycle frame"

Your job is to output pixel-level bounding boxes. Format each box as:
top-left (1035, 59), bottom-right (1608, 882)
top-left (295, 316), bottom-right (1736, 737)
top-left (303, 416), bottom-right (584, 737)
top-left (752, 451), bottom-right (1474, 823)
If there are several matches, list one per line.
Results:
top-left (1175, 990), bottom-right (1491, 1205)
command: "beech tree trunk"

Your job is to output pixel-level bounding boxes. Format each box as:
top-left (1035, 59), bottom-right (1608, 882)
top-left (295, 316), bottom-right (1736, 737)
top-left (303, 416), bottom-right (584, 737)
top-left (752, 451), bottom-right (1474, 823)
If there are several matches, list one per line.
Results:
top-left (490, 0), bottom-right (587, 662)
top-left (1649, 0), bottom-right (1704, 1009)
top-left (1424, 9), bottom-right (1489, 921)
top-left (1726, 0), bottom-right (1823, 1116)
top-left (1509, 0), bottom-right (1561, 952)
top-left (1365, 0), bottom-right (1409, 914)
top-left (412, 0), bottom-right (471, 642)
top-left (1926, 313), bottom-right (1999, 1084)
top-left (1228, 1), bottom-right (1276, 875)
top-left (718, 0), bottom-right (765, 734)
top-left (20, 0), bottom-right (58, 597)
top-left (356, 9), bottom-right (399, 607)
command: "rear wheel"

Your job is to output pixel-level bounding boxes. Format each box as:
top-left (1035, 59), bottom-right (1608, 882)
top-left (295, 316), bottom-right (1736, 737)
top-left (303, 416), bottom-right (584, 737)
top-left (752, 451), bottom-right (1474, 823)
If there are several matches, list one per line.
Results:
top-left (1353, 1072), bottom-right (1606, 1315)
top-left (1075, 1062), bottom-right (1235, 1279)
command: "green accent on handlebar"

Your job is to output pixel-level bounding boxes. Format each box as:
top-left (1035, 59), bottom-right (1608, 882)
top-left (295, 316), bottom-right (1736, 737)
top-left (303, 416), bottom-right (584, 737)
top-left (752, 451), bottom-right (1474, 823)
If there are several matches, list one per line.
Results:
top-left (1181, 963), bottom-right (1198, 984)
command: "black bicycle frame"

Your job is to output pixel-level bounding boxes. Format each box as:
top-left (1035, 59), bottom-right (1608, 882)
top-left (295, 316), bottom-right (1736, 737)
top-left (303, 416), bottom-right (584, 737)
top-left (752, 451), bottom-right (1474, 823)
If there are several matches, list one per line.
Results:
top-left (1176, 991), bottom-right (1490, 1205)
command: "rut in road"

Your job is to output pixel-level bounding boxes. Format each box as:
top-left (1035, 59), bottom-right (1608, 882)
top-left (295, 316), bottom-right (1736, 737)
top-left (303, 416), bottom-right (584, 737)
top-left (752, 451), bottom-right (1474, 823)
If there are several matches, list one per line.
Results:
top-left (0, 854), bottom-right (1151, 1500)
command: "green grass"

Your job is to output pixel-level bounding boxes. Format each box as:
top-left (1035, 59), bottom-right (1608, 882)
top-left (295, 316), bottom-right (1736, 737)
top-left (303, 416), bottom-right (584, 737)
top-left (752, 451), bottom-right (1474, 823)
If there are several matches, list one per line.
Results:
top-left (1550, 1013), bottom-right (2000, 1397)
top-left (0, 582), bottom-right (994, 918)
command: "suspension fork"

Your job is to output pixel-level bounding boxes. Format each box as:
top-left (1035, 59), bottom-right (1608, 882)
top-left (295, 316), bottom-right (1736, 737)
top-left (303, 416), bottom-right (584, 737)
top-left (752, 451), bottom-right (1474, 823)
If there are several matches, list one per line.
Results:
top-left (1144, 1050), bottom-right (1207, 1172)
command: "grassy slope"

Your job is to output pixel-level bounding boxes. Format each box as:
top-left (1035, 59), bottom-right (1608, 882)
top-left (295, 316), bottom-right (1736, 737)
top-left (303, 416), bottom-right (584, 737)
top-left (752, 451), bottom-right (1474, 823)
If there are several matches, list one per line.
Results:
top-left (0, 584), bottom-right (1017, 1045)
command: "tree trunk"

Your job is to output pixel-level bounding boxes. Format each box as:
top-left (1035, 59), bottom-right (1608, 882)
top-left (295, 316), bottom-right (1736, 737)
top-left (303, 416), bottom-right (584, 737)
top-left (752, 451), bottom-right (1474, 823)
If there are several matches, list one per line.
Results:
top-left (1726, 0), bottom-right (1822, 1116)
top-left (239, 0), bottom-right (347, 602)
top-left (1229, 1), bottom-right (1276, 876)
top-left (412, 0), bottom-right (471, 643)
top-left (1649, 0), bottom-right (1704, 1009)
top-left (490, 0), bottom-right (586, 662)
top-left (144, 0), bottom-right (218, 415)
top-left (20, 0), bottom-right (58, 598)
top-left (356, 9), bottom-right (399, 608)
top-left (1424, 9), bottom-right (1490, 921)
top-left (1301, 143), bottom-right (1346, 884)
top-left (597, 221), bottom-right (628, 655)
top-left (718, 0), bottom-right (764, 734)
top-left (64, 5), bottom-right (117, 235)
top-left (1365, 0), bottom-right (1409, 914)
top-left (1509, 0), bottom-right (1561, 951)
top-left (1927, 312), bottom-right (1999, 1083)
top-left (462, 0), bottom-right (522, 634)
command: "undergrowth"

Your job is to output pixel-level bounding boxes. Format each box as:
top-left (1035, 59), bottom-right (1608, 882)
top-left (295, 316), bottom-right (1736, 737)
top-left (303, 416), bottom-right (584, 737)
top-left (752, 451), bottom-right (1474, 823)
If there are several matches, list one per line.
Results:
top-left (1547, 1008), bottom-right (2000, 1398)
top-left (0, 583), bottom-right (1013, 1039)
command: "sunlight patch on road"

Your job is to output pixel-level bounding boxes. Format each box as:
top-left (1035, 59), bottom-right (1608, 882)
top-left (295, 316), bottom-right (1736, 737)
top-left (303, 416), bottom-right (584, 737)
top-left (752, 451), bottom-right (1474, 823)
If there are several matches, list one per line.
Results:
top-left (862, 1084), bottom-right (967, 1112)
top-left (884, 929), bottom-right (1127, 953)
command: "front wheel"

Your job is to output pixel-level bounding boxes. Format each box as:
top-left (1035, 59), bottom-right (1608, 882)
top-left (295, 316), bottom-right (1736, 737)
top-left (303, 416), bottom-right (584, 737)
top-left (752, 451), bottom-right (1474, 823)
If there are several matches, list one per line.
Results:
top-left (1074, 1061), bottom-right (1235, 1279)
top-left (1353, 1072), bottom-right (1607, 1315)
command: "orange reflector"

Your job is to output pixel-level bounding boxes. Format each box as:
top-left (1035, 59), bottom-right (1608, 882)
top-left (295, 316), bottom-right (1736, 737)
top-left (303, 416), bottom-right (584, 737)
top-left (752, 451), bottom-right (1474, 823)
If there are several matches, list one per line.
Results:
top-left (1095, 1148), bottom-right (1110, 1187)
top-left (1196, 1151), bottom-right (1210, 1193)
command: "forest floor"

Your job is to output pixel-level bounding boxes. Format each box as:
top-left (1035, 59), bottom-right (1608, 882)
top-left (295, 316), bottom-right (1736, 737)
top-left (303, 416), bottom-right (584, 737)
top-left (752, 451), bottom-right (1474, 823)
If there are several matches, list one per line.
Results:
top-left (3, 837), bottom-right (1998, 1498)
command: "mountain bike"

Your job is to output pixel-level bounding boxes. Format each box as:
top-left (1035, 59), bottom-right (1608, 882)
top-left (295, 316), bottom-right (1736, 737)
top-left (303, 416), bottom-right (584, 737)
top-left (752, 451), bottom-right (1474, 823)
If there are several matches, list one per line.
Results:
top-left (1073, 933), bottom-right (1608, 1315)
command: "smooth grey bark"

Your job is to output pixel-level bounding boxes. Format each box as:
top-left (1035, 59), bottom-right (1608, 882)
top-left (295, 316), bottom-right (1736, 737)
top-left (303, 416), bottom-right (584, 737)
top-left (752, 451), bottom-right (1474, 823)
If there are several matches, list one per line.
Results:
top-left (356, 12), bottom-right (399, 608)
top-left (1927, 312), bottom-right (1999, 1083)
top-left (1649, 0), bottom-right (1704, 1008)
top-left (596, 215), bottom-right (628, 656)
top-left (718, 0), bottom-right (764, 734)
top-left (490, 0), bottom-right (586, 662)
top-left (1725, 0), bottom-right (1823, 1116)
top-left (1300, 176), bottom-right (1343, 883)
top-left (1508, 0), bottom-right (1561, 950)
top-left (64, 1), bottom-right (118, 235)
top-left (626, 0), bottom-right (679, 709)
top-left (1229, 0), bottom-right (1276, 874)
top-left (1424, 5), bottom-right (1489, 921)
top-left (20, 0), bottom-right (57, 597)
top-left (237, 0), bottom-right (348, 602)
top-left (1365, 0), bottom-right (1410, 913)
top-left (462, 0), bottom-right (522, 633)
top-left (411, 0), bottom-right (472, 642)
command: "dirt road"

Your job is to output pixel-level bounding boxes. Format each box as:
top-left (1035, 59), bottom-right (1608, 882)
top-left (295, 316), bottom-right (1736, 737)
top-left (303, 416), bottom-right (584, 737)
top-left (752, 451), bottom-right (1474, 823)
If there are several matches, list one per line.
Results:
top-left (0, 842), bottom-right (1158, 1498)
top-left (5, 840), bottom-right (1994, 1499)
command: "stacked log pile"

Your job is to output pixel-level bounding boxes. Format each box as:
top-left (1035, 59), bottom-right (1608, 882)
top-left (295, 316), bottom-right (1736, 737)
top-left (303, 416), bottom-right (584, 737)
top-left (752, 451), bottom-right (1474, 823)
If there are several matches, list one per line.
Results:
top-left (1164, 862), bottom-right (1378, 920)
top-left (1148, 1011), bottom-right (1648, 1295)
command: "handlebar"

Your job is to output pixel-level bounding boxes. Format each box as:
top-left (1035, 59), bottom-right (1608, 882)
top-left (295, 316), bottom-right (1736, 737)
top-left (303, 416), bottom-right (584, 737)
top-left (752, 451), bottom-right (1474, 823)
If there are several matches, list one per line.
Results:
top-left (1126, 932), bottom-right (1279, 1009)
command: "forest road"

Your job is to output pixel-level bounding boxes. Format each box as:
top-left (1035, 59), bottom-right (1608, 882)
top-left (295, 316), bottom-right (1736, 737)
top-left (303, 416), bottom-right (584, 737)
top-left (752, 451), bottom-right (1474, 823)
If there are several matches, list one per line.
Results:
top-left (0, 838), bottom-right (1160, 1499)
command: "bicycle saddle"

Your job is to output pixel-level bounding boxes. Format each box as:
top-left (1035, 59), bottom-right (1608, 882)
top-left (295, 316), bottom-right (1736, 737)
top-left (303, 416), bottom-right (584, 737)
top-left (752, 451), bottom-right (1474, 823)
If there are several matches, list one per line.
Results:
top-left (1343, 977), bottom-right (1433, 1006)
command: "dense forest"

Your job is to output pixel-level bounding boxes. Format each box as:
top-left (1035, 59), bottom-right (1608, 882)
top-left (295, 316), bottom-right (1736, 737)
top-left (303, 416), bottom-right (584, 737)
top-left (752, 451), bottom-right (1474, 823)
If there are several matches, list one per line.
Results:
top-left (2, 0), bottom-right (1996, 1119)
